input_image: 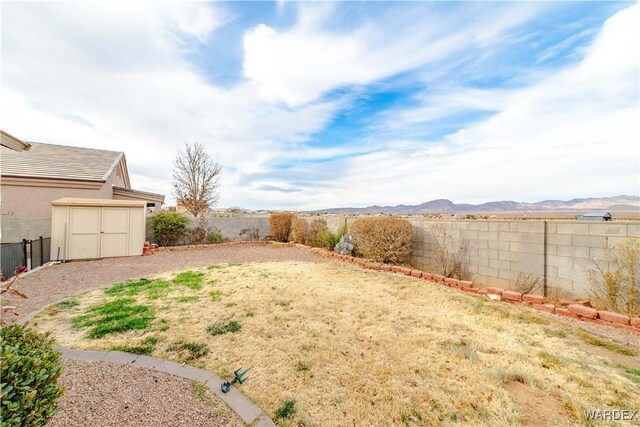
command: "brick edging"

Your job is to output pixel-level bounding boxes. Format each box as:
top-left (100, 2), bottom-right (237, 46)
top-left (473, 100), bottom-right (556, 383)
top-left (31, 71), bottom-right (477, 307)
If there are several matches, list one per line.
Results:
top-left (291, 244), bottom-right (640, 333)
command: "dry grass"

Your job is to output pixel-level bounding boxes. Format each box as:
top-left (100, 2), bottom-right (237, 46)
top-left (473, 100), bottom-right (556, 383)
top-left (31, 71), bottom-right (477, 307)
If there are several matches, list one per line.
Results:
top-left (32, 261), bottom-right (640, 426)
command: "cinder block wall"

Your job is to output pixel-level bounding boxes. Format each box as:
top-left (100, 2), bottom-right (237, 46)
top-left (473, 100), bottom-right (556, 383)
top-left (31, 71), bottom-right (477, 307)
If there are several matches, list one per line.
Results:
top-left (408, 220), bottom-right (639, 298)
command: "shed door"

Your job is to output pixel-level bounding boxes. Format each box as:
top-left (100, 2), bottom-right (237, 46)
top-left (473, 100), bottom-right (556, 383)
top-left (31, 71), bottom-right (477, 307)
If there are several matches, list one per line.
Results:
top-left (68, 207), bottom-right (101, 259)
top-left (100, 208), bottom-right (130, 257)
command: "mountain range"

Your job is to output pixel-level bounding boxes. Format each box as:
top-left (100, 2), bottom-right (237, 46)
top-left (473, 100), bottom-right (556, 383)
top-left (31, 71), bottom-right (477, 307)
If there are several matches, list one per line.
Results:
top-left (309, 195), bottom-right (640, 215)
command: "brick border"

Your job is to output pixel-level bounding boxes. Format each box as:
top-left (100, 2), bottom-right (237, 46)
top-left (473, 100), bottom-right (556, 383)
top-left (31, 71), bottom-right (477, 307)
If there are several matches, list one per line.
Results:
top-left (289, 244), bottom-right (640, 334)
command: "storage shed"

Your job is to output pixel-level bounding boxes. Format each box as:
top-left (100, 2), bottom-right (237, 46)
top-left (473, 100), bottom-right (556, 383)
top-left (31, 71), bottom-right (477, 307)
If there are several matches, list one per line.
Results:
top-left (50, 198), bottom-right (146, 261)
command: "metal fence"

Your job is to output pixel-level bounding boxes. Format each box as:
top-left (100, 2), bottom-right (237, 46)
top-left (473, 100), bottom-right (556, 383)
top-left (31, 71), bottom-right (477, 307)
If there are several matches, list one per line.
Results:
top-left (0, 236), bottom-right (51, 278)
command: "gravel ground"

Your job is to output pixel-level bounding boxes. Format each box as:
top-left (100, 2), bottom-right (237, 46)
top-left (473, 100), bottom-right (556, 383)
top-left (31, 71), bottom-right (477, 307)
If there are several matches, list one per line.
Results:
top-left (6, 243), bottom-right (326, 321)
top-left (48, 359), bottom-right (243, 427)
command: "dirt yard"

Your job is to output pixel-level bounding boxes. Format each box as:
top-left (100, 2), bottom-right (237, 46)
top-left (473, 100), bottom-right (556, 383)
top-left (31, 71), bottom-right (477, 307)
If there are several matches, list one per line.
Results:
top-left (32, 259), bottom-right (640, 426)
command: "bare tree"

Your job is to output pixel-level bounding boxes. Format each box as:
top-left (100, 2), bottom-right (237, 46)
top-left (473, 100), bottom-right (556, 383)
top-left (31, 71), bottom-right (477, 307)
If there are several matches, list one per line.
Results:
top-left (173, 142), bottom-right (222, 217)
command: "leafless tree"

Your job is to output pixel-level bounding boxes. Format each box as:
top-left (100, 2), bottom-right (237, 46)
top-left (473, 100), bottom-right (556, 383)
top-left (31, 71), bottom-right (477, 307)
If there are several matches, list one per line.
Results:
top-left (173, 142), bottom-right (222, 217)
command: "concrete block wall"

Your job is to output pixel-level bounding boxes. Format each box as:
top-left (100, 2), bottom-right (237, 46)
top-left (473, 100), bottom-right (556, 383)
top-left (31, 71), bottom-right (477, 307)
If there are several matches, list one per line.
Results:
top-left (1, 217), bottom-right (52, 243)
top-left (408, 220), bottom-right (640, 299)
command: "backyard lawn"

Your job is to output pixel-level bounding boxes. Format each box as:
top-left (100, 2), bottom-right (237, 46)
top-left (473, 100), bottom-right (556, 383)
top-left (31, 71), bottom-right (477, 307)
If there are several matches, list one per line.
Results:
top-left (32, 260), bottom-right (639, 426)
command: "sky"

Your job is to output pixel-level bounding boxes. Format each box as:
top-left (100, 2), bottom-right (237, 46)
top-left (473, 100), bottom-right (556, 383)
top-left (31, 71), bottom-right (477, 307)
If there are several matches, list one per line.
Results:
top-left (1, 1), bottom-right (638, 210)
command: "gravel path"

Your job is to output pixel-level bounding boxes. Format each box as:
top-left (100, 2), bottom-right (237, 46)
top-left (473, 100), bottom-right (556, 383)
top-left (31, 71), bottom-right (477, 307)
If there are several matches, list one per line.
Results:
top-left (48, 359), bottom-right (243, 427)
top-left (6, 243), bottom-right (326, 321)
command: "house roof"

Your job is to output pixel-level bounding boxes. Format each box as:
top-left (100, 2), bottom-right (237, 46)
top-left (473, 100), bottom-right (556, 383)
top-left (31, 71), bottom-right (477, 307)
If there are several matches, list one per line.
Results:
top-left (1, 130), bottom-right (31, 152)
top-left (1, 141), bottom-right (124, 182)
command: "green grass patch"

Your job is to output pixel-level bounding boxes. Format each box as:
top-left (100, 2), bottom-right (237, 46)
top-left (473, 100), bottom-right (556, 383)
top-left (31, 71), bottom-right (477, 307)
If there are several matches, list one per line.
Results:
top-left (275, 400), bottom-right (296, 419)
top-left (176, 296), bottom-right (200, 303)
top-left (207, 320), bottom-right (241, 336)
top-left (105, 278), bottom-right (171, 300)
top-left (72, 298), bottom-right (155, 338)
top-left (55, 299), bottom-right (79, 309)
top-left (538, 351), bottom-right (561, 369)
top-left (209, 290), bottom-right (222, 302)
top-left (245, 310), bottom-right (255, 317)
top-left (623, 368), bottom-right (640, 384)
top-left (111, 336), bottom-right (159, 355)
top-left (173, 271), bottom-right (204, 290)
top-left (576, 330), bottom-right (637, 356)
top-left (167, 341), bottom-right (209, 361)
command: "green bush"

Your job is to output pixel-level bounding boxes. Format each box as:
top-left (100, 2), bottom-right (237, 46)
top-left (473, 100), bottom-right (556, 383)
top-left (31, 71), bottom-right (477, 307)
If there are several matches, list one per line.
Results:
top-left (269, 212), bottom-right (294, 242)
top-left (1, 324), bottom-right (64, 426)
top-left (320, 220), bottom-right (348, 250)
top-left (151, 212), bottom-right (189, 246)
top-left (206, 227), bottom-right (226, 244)
top-left (350, 216), bottom-right (413, 263)
top-left (305, 219), bottom-right (328, 247)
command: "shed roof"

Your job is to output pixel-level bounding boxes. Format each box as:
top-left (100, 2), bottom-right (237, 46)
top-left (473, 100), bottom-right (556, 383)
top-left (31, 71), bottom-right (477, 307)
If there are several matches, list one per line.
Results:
top-left (51, 198), bottom-right (145, 208)
top-left (581, 212), bottom-right (612, 217)
top-left (1, 141), bottom-right (124, 182)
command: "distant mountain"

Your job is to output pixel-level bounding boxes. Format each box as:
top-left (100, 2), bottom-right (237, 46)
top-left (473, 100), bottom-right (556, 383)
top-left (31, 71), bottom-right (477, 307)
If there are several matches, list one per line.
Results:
top-left (309, 195), bottom-right (640, 215)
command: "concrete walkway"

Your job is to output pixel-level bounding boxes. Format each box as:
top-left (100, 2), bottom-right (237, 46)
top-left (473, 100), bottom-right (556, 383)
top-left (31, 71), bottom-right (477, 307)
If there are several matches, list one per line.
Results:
top-left (56, 347), bottom-right (275, 427)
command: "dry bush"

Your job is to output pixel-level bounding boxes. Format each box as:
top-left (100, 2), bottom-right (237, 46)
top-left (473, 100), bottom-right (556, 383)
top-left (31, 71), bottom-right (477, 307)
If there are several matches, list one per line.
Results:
top-left (305, 219), bottom-right (328, 248)
top-left (429, 223), bottom-right (471, 280)
top-left (269, 212), bottom-right (295, 242)
top-left (513, 272), bottom-right (543, 295)
top-left (350, 216), bottom-right (413, 263)
top-left (292, 218), bottom-right (308, 244)
top-left (588, 239), bottom-right (639, 316)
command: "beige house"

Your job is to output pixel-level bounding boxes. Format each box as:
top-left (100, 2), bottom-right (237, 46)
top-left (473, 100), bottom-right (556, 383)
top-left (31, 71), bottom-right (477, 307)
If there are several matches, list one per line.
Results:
top-left (1, 138), bottom-right (164, 242)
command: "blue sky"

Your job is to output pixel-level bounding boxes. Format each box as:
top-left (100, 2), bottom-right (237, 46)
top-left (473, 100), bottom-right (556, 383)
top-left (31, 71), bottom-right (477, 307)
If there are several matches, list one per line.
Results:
top-left (2, 1), bottom-right (638, 209)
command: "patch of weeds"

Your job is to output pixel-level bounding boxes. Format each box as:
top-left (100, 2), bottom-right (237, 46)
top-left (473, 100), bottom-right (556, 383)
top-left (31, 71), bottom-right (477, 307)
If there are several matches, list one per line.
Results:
top-left (176, 295), bottom-right (200, 303)
top-left (275, 300), bottom-right (291, 309)
top-left (208, 279), bottom-right (219, 285)
top-left (173, 271), bottom-right (204, 290)
top-left (193, 382), bottom-right (208, 401)
top-left (55, 299), bottom-right (79, 309)
top-left (155, 318), bottom-right (170, 332)
top-left (227, 262), bottom-right (243, 267)
top-left (486, 368), bottom-right (529, 384)
top-left (72, 298), bottom-right (155, 338)
top-left (623, 368), bottom-right (640, 384)
top-left (207, 264), bottom-right (224, 270)
top-left (275, 400), bottom-right (296, 420)
top-left (576, 330), bottom-right (637, 356)
top-left (167, 341), bottom-right (209, 361)
top-left (539, 351), bottom-right (561, 369)
top-left (300, 343), bottom-right (316, 352)
top-left (245, 310), bottom-right (255, 317)
top-left (225, 302), bottom-right (237, 307)
top-left (207, 320), bottom-right (241, 336)
top-left (219, 366), bottom-right (232, 378)
top-left (105, 278), bottom-right (170, 299)
top-left (111, 336), bottom-right (159, 355)
top-left (543, 327), bottom-right (566, 338)
top-left (515, 312), bottom-right (549, 325)
top-left (296, 361), bottom-right (312, 372)
top-left (209, 290), bottom-right (222, 302)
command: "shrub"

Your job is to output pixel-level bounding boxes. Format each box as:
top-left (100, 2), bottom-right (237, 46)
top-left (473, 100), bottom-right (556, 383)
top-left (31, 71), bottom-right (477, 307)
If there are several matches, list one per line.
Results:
top-left (513, 272), bottom-right (543, 295)
top-left (292, 218), bottom-right (308, 244)
top-left (350, 216), bottom-right (413, 263)
top-left (429, 223), bottom-right (471, 280)
top-left (1, 324), bottom-right (64, 426)
top-left (151, 212), bottom-right (188, 247)
top-left (206, 227), bottom-right (226, 244)
top-left (269, 212), bottom-right (294, 242)
top-left (334, 234), bottom-right (354, 255)
top-left (588, 239), bottom-right (639, 316)
top-left (275, 399), bottom-right (296, 419)
top-left (305, 219), bottom-right (328, 247)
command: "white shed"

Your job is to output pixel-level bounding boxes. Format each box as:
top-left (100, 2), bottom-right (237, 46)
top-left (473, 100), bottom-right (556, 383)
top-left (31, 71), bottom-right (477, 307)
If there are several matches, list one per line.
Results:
top-left (50, 198), bottom-right (146, 261)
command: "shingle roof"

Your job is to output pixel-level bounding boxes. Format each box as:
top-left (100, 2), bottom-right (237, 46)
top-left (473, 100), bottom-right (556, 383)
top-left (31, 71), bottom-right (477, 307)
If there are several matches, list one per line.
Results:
top-left (1, 142), bottom-right (123, 181)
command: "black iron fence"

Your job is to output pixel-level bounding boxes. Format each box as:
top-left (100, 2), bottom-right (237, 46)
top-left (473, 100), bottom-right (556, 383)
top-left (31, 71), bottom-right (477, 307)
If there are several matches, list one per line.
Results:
top-left (0, 236), bottom-right (51, 279)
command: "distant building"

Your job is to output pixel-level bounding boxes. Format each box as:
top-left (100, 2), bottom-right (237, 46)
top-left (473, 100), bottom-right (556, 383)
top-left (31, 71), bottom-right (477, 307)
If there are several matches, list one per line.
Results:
top-left (575, 212), bottom-right (612, 221)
